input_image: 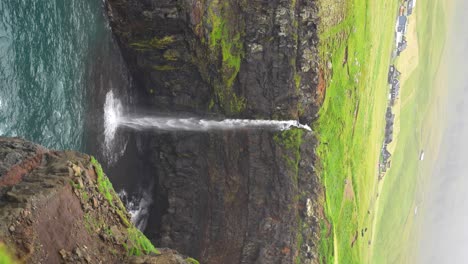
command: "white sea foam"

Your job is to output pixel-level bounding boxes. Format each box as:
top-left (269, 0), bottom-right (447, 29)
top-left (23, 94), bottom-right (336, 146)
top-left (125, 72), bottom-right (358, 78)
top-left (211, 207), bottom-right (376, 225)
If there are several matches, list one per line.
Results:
top-left (118, 188), bottom-right (153, 231)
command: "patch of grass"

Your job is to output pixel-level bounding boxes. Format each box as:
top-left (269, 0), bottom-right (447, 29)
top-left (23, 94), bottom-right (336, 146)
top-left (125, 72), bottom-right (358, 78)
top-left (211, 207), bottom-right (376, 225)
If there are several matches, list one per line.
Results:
top-left (206, 0), bottom-right (246, 114)
top-left (163, 49), bottom-right (179, 61)
top-left (0, 243), bottom-right (15, 264)
top-left (318, 219), bottom-right (334, 264)
top-left (274, 129), bottom-right (304, 181)
top-left (69, 180), bottom-right (82, 190)
top-left (81, 190), bottom-right (89, 202)
top-left (90, 156), bottom-right (114, 205)
top-left (126, 227), bottom-right (159, 256)
top-left (149, 36), bottom-right (175, 49)
top-left (130, 36), bottom-right (175, 50)
top-left (89, 157), bottom-right (158, 256)
top-left (152, 65), bottom-right (177, 71)
top-left (83, 213), bottom-right (95, 233)
top-left (185, 257), bottom-right (200, 264)
top-left (294, 73), bottom-right (302, 92)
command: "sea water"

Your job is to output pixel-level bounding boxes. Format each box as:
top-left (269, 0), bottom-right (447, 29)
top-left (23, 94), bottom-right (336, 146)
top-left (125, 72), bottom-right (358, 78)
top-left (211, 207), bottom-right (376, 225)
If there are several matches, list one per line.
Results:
top-left (0, 0), bottom-right (108, 150)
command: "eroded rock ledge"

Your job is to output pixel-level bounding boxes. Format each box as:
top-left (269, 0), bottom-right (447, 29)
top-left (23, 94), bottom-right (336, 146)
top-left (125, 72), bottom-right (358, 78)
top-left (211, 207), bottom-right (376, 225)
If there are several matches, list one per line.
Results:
top-left (0, 137), bottom-right (193, 264)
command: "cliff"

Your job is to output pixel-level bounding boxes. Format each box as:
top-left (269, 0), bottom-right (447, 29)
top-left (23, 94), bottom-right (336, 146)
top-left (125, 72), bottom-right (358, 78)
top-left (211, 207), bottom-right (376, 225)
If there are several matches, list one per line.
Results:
top-left (0, 137), bottom-right (194, 264)
top-left (105, 0), bottom-right (326, 264)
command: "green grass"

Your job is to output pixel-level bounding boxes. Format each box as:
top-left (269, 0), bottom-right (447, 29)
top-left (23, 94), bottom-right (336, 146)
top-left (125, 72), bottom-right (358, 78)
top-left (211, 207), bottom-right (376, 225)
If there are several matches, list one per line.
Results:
top-left (130, 36), bottom-right (175, 50)
top-left (185, 257), bottom-right (200, 264)
top-left (91, 156), bottom-right (114, 205)
top-left (126, 227), bottom-right (158, 256)
top-left (274, 129), bottom-right (304, 181)
top-left (318, 219), bottom-right (334, 264)
top-left (89, 157), bottom-right (160, 256)
top-left (314, 0), bottom-right (396, 262)
top-left (206, 0), bottom-right (246, 114)
top-left (0, 244), bottom-right (15, 264)
top-left (371, 0), bottom-right (448, 262)
top-left (152, 65), bottom-right (177, 71)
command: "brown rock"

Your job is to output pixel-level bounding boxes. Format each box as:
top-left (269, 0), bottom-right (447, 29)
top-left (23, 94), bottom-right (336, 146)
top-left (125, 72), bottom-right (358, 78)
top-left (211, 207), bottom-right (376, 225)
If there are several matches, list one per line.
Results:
top-left (92, 197), bottom-right (99, 208)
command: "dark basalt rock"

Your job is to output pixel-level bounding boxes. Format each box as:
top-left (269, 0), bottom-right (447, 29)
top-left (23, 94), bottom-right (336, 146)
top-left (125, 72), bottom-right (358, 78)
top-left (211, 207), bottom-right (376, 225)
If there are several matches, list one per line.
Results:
top-left (105, 0), bottom-right (325, 263)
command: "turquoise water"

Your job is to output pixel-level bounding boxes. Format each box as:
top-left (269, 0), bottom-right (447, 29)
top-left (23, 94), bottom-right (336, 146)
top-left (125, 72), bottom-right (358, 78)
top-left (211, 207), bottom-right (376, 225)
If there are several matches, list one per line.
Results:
top-left (0, 0), bottom-right (108, 150)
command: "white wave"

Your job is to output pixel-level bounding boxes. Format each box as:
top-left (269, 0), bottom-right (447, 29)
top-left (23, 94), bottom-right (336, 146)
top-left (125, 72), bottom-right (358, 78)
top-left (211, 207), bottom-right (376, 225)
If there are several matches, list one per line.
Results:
top-left (118, 188), bottom-right (153, 231)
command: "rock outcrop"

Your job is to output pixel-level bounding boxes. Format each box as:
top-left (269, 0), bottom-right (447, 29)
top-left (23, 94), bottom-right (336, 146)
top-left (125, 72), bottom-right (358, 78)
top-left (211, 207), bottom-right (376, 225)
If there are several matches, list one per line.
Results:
top-left (0, 137), bottom-right (193, 264)
top-left (105, 0), bottom-right (326, 263)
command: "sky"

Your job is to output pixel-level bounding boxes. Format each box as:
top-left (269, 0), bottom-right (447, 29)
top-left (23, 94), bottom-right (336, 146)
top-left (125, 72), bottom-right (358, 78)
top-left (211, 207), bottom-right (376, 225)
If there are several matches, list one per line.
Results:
top-left (418, 0), bottom-right (468, 262)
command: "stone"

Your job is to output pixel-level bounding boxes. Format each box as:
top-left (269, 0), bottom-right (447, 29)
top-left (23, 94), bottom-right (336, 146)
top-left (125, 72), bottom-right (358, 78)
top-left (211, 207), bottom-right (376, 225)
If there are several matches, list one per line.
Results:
top-left (75, 177), bottom-right (84, 189)
top-left (71, 164), bottom-right (82, 177)
top-left (74, 247), bottom-right (82, 258)
top-left (9, 225), bottom-right (15, 232)
top-left (306, 198), bottom-right (313, 218)
top-left (59, 249), bottom-right (68, 259)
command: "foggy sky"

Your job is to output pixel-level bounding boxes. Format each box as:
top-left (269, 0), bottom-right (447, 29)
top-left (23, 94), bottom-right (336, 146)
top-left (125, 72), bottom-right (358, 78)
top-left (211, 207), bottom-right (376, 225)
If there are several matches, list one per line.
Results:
top-left (418, 1), bottom-right (468, 262)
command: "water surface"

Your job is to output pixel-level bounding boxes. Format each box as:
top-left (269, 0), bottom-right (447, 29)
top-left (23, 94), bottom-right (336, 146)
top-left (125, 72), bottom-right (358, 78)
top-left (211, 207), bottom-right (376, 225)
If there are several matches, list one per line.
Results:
top-left (0, 0), bottom-right (113, 149)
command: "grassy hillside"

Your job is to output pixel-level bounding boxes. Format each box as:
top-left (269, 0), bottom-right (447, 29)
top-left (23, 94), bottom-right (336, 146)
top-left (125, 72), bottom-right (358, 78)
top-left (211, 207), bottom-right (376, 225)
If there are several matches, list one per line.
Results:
top-left (315, 0), bottom-right (452, 262)
top-left (315, 0), bottom-right (397, 263)
top-left (371, 0), bottom-right (449, 262)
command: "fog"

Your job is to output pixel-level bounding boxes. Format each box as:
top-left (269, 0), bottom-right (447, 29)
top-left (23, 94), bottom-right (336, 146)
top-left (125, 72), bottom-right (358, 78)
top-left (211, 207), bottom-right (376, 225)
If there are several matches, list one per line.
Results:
top-left (418, 1), bottom-right (468, 262)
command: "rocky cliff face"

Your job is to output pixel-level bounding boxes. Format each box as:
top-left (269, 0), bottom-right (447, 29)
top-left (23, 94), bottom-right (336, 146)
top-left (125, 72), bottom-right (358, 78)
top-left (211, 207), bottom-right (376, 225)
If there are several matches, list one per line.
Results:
top-left (105, 0), bottom-right (325, 263)
top-left (0, 137), bottom-right (192, 264)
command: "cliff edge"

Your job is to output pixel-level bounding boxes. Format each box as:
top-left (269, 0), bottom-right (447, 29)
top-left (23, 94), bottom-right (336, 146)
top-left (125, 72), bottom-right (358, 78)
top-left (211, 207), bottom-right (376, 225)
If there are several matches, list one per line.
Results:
top-left (0, 137), bottom-right (195, 264)
top-left (104, 0), bottom-right (326, 263)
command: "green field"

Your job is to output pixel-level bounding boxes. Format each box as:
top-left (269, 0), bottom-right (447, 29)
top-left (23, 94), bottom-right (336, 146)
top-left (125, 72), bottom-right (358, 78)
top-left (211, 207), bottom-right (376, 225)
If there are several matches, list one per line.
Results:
top-left (315, 0), bottom-right (397, 263)
top-left (315, 0), bottom-right (451, 262)
top-left (371, 0), bottom-right (450, 263)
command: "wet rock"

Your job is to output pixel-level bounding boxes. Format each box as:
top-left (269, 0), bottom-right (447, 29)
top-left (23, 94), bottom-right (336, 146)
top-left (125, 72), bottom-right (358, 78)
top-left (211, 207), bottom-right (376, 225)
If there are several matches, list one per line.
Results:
top-left (105, 0), bottom-right (323, 262)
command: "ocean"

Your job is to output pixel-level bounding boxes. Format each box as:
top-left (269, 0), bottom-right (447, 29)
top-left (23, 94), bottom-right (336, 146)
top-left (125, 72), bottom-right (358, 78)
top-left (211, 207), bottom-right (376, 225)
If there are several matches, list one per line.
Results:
top-left (0, 0), bottom-right (132, 154)
top-left (0, 0), bottom-right (152, 228)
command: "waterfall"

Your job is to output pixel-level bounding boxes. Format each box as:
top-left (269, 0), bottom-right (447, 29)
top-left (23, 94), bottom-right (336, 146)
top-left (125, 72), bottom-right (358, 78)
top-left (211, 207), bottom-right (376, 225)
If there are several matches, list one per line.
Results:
top-left (104, 90), bottom-right (311, 137)
top-left (118, 117), bottom-right (312, 132)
